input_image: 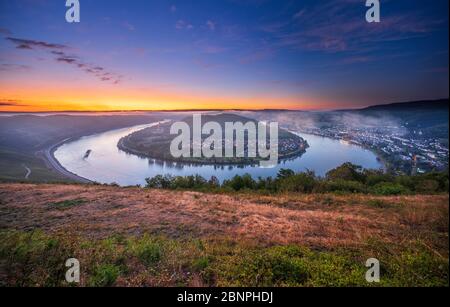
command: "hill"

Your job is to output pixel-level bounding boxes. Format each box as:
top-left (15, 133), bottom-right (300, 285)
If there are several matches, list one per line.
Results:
top-left (361, 99), bottom-right (448, 112)
top-left (118, 113), bottom-right (308, 165)
top-left (357, 99), bottom-right (449, 139)
top-left (0, 183), bottom-right (448, 287)
top-left (0, 114), bottom-right (169, 182)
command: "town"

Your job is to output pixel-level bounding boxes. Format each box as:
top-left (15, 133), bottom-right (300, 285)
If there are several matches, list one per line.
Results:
top-left (297, 124), bottom-right (448, 175)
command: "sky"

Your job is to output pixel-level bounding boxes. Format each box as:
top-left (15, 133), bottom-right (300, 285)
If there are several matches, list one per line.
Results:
top-left (0, 0), bottom-right (448, 112)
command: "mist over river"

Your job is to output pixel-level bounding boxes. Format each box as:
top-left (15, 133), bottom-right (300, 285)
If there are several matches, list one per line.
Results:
top-left (54, 122), bottom-right (383, 186)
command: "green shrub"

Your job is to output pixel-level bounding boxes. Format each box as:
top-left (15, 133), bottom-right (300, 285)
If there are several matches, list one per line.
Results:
top-left (367, 199), bottom-right (391, 208)
top-left (1, 231), bottom-right (448, 287)
top-left (324, 180), bottom-right (367, 193)
top-left (364, 170), bottom-right (394, 186)
top-left (192, 256), bottom-right (210, 272)
top-left (277, 169), bottom-right (295, 180)
top-left (214, 245), bottom-right (369, 287)
top-left (89, 264), bottom-right (121, 287)
top-left (143, 164), bottom-right (449, 195)
top-left (371, 183), bottom-right (409, 195)
top-left (145, 175), bottom-right (173, 189)
top-left (277, 173), bottom-right (316, 193)
top-left (220, 246), bottom-right (311, 286)
top-left (326, 163), bottom-right (365, 182)
top-left (223, 174), bottom-right (256, 191)
top-left (129, 236), bottom-right (162, 266)
top-left (47, 198), bottom-right (86, 210)
top-left (414, 179), bottom-right (440, 194)
top-left (0, 231), bottom-right (70, 286)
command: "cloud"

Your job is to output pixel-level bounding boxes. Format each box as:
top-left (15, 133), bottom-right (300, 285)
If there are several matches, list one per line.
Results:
top-left (194, 58), bottom-right (220, 70)
top-left (5, 36), bottom-right (123, 84)
top-left (56, 57), bottom-right (78, 64)
top-left (122, 22), bottom-right (135, 31)
top-left (239, 47), bottom-right (274, 64)
top-left (175, 20), bottom-right (194, 30)
top-left (260, 0), bottom-right (444, 54)
top-left (0, 63), bottom-right (31, 71)
top-left (202, 45), bottom-right (227, 54)
top-left (338, 56), bottom-right (374, 65)
top-left (170, 5), bottom-right (177, 13)
top-left (50, 51), bottom-right (65, 56)
top-left (423, 66), bottom-right (449, 74)
top-left (0, 99), bottom-right (29, 107)
top-left (254, 110), bottom-right (407, 135)
top-left (206, 20), bottom-right (216, 31)
top-left (329, 112), bottom-right (407, 132)
top-left (293, 9), bottom-right (306, 20)
top-left (6, 37), bottom-right (66, 50)
top-left (0, 28), bottom-right (12, 36)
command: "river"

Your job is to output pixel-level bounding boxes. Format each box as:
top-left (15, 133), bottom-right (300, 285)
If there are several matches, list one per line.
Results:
top-left (54, 122), bottom-right (383, 186)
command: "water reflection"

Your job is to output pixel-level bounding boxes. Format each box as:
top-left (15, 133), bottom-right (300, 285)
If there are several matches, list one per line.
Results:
top-left (54, 122), bottom-right (383, 186)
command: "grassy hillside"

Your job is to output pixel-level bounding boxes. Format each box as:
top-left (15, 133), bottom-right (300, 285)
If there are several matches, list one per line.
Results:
top-left (0, 114), bottom-right (168, 182)
top-left (359, 99), bottom-right (449, 140)
top-left (119, 113), bottom-right (308, 165)
top-left (0, 149), bottom-right (70, 183)
top-left (0, 183), bottom-right (448, 287)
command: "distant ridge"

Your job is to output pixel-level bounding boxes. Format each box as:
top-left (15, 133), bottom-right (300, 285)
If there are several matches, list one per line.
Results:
top-left (1, 99), bottom-right (448, 114)
top-left (353, 99), bottom-right (448, 138)
top-left (360, 99), bottom-right (448, 112)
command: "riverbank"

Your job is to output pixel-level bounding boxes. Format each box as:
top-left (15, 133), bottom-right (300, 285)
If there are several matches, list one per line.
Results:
top-left (117, 118), bottom-right (309, 167)
top-left (53, 124), bottom-right (383, 186)
top-left (291, 129), bottom-right (387, 172)
top-left (36, 137), bottom-right (92, 184)
top-left (38, 122), bottom-right (167, 184)
top-left (117, 135), bottom-right (309, 167)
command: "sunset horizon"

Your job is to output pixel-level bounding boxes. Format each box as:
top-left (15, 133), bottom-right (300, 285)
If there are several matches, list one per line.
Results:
top-left (1, 0), bottom-right (448, 112)
top-left (0, 97), bottom-right (448, 113)
top-left (0, 0), bottom-right (449, 291)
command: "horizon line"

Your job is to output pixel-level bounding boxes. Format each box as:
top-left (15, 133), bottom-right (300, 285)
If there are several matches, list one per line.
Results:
top-left (0, 98), bottom-right (447, 114)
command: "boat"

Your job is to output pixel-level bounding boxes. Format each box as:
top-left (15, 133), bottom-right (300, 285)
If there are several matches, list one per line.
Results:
top-left (83, 149), bottom-right (92, 159)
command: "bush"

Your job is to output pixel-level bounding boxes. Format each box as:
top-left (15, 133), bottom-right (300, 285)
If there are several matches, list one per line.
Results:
top-left (367, 199), bottom-right (391, 208)
top-left (324, 180), bottom-right (367, 193)
top-left (223, 174), bottom-right (256, 191)
top-left (277, 169), bottom-right (295, 180)
top-left (0, 231), bottom-right (70, 286)
top-left (143, 163), bottom-right (449, 195)
top-left (414, 179), bottom-right (440, 194)
top-left (371, 182), bottom-right (410, 195)
top-left (192, 256), bottom-right (210, 272)
top-left (129, 236), bottom-right (162, 266)
top-left (395, 176), bottom-right (415, 191)
top-left (217, 246), bottom-right (311, 286)
top-left (1, 231), bottom-right (448, 287)
top-left (364, 170), bottom-right (394, 186)
top-left (145, 175), bottom-right (173, 189)
top-left (326, 163), bottom-right (365, 182)
top-left (89, 264), bottom-right (121, 287)
top-left (208, 176), bottom-right (220, 188)
top-left (277, 173), bottom-right (317, 193)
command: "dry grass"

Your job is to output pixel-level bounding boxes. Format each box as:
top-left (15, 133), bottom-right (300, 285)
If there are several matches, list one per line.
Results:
top-left (0, 183), bottom-right (448, 287)
top-left (0, 184), bottom-right (448, 256)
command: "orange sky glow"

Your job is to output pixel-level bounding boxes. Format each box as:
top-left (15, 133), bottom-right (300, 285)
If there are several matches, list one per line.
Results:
top-left (0, 83), bottom-right (331, 112)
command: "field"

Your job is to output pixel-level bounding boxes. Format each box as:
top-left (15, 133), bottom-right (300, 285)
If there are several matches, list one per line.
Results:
top-left (0, 149), bottom-right (70, 183)
top-left (0, 114), bottom-right (168, 182)
top-left (0, 183), bottom-right (448, 287)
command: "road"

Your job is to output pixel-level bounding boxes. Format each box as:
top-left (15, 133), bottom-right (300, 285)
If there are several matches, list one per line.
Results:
top-left (22, 164), bottom-right (31, 179)
top-left (39, 138), bottom-right (92, 183)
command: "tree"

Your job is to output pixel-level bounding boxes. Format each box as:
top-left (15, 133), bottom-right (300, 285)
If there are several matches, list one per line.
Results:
top-left (326, 163), bottom-right (365, 182)
top-left (208, 176), bottom-right (220, 188)
top-left (277, 169), bottom-right (295, 180)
